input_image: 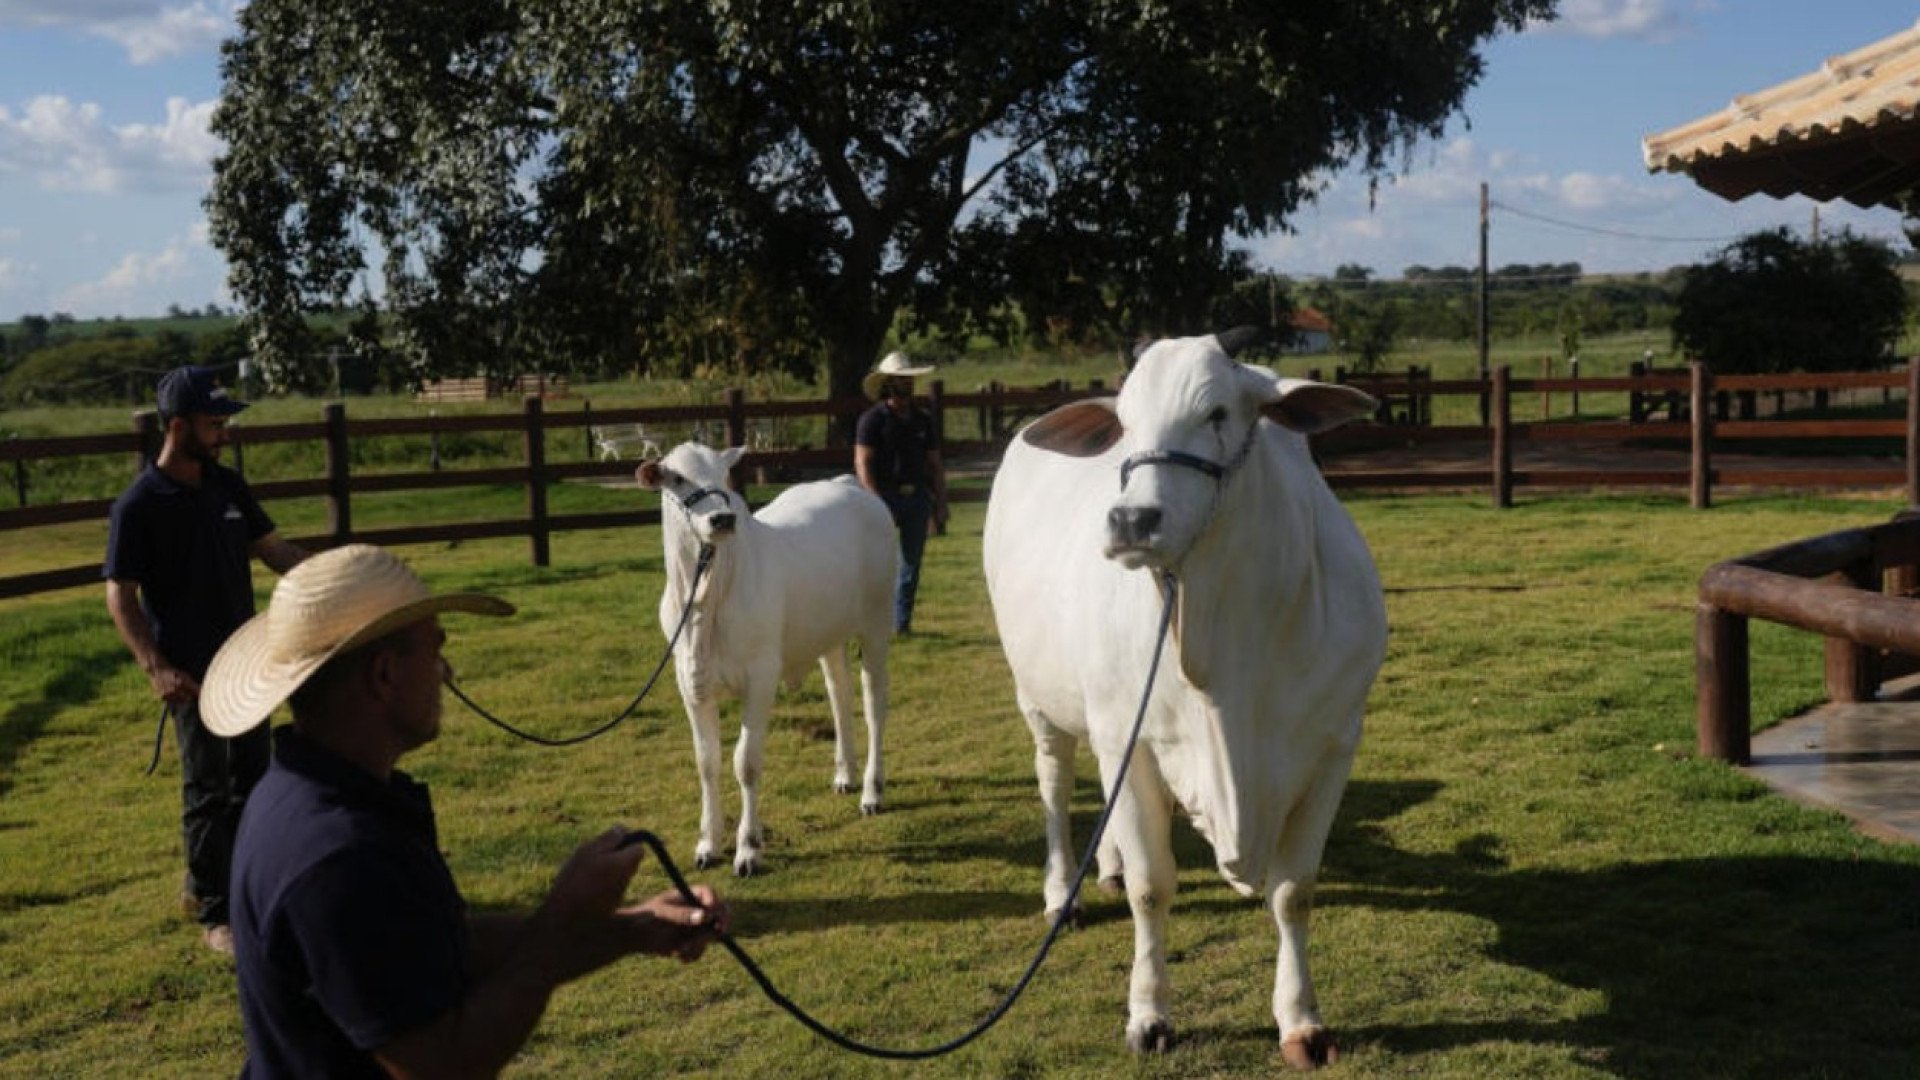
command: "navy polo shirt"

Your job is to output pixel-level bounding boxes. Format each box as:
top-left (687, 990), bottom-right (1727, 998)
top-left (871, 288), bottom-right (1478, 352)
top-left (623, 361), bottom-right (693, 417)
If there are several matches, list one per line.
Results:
top-left (231, 728), bottom-right (469, 1079)
top-left (103, 462), bottom-right (274, 677)
top-left (855, 403), bottom-right (938, 492)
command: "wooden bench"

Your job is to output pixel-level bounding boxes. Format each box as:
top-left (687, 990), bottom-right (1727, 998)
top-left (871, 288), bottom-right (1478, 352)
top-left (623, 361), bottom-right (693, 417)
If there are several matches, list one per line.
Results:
top-left (590, 423), bottom-right (664, 461)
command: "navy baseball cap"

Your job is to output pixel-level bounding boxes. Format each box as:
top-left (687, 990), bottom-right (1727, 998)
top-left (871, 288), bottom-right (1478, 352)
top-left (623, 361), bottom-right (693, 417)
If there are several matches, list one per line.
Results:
top-left (155, 365), bottom-right (247, 420)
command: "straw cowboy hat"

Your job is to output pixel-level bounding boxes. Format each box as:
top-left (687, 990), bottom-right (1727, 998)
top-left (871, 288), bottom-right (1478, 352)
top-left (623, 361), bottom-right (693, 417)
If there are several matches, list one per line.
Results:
top-left (862, 351), bottom-right (936, 399)
top-left (200, 544), bottom-right (513, 737)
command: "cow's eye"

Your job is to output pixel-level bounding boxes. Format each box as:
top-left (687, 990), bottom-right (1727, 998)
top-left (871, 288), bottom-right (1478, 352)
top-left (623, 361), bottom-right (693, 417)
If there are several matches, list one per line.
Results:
top-left (1207, 406), bottom-right (1228, 425)
top-left (661, 469), bottom-right (681, 487)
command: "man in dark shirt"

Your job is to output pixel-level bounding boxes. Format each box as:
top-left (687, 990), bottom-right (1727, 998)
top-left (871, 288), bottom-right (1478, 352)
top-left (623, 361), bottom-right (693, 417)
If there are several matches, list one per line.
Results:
top-left (105, 364), bottom-right (306, 953)
top-left (854, 351), bottom-right (948, 635)
top-left (205, 543), bottom-right (728, 1076)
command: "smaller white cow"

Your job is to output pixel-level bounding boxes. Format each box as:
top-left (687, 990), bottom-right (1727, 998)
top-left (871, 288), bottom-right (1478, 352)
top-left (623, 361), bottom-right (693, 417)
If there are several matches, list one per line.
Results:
top-left (638, 443), bottom-right (898, 876)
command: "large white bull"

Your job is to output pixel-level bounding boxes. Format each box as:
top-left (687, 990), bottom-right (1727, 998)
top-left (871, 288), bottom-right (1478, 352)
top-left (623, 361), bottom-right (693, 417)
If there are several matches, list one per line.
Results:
top-left (639, 443), bottom-right (897, 876)
top-left (982, 332), bottom-right (1387, 1067)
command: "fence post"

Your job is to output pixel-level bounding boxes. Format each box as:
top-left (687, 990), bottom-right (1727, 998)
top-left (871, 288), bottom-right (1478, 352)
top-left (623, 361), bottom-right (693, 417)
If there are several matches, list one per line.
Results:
top-left (1492, 364), bottom-right (1512, 509)
top-left (581, 398), bottom-right (593, 461)
top-left (134, 409), bottom-right (160, 472)
top-left (524, 395), bottom-right (549, 568)
top-left (1539, 355), bottom-right (1552, 419)
top-left (1569, 357), bottom-right (1580, 418)
top-left (724, 388), bottom-right (747, 490)
top-left (1824, 558), bottom-right (1880, 703)
top-left (324, 401), bottom-right (351, 545)
top-left (1907, 358), bottom-right (1919, 506)
top-left (1629, 360), bottom-right (1646, 424)
top-left (929, 378), bottom-right (946, 448)
top-left (1696, 602), bottom-right (1750, 764)
top-left (12, 454), bottom-right (24, 508)
top-left (1691, 361), bottom-right (1712, 510)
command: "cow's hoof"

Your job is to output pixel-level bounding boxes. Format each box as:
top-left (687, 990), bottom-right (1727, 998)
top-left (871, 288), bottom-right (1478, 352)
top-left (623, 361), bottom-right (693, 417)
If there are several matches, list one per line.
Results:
top-left (1126, 1020), bottom-right (1176, 1054)
top-left (833, 778), bottom-right (853, 795)
top-left (1280, 1028), bottom-right (1338, 1070)
top-left (1097, 874), bottom-right (1125, 895)
top-left (860, 800), bottom-right (883, 816)
top-left (733, 853), bottom-right (761, 878)
top-left (693, 847), bottom-right (718, 871)
top-left (1043, 905), bottom-right (1084, 930)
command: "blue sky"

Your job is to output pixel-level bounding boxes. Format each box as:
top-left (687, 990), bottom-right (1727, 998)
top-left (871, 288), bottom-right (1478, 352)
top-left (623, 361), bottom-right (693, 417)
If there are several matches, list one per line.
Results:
top-left (0, 1), bottom-right (1914, 322)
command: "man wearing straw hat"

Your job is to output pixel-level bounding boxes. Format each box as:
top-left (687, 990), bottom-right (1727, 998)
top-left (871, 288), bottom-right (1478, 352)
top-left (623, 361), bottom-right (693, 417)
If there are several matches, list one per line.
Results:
top-left (105, 364), bottom-right (309, 954)
top-left (205, 544), bottom-right (729, 1076)
top-left (854, 351), bottom-right (948, 635)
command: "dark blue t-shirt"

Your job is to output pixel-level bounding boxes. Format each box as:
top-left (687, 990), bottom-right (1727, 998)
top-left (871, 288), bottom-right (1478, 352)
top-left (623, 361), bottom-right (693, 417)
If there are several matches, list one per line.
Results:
top-left (855, 403), bottom-right (938, 491)
top-left (231, 728), bottom-right (469, 1079)
top-left (103, 462), bottom-right (274, 677)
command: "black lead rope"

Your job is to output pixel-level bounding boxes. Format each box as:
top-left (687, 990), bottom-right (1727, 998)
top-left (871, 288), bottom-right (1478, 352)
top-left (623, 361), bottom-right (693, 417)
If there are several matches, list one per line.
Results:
top-left (446, 546), bottom-right (715, 747)
top-left (617, 570), bottom-right (1179, 1060)
top-left (144, 703), bottom-right (170, 776)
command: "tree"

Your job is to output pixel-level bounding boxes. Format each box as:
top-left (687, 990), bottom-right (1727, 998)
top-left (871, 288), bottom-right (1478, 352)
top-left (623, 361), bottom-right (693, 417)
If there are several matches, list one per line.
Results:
top-left (210, 0), bottom-right (1555, 403)
top-left (1672, 228), bottom-right (1908, 374)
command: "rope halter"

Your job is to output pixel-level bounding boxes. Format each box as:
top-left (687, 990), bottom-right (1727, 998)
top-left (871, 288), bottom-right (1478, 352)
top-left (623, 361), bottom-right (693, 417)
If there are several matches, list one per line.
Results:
top-left (1116, 417), bottom-right (1262, 553)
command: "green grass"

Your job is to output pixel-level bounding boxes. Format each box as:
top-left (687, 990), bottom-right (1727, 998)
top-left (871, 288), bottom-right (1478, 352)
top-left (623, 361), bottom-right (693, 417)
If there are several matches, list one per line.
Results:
top-left (4, 479), bottom-right (1920, 1077)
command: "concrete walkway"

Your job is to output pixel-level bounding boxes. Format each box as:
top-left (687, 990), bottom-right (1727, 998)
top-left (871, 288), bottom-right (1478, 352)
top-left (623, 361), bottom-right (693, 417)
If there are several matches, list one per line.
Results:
top-left (1749, 699), bottom-right (1920, 845)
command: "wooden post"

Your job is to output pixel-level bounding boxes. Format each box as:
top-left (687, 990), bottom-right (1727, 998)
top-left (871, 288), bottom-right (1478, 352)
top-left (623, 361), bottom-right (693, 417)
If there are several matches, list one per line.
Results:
top-left (1824, 558), bottom-right (1880, 703)
top-left (524, 395), bottom-right (549, 568)
top-left (1569, 357), bottom-right (1580, 419)
top-left (725, 388), bottom-right (747, 491)
top-left (1540, 355), bottom-right (1551, 419)
top-left (1690, 361), bottom-right (1712, 510)
top-left (1492, 364), bottom-right (1512, 509)
top-left (582, 398), bottom-right (594, 460)
top-left (12, 456), bottom-right (25, 508)
top-left (1696, 603), bottom-right (1751, 764)
top-left (134, 409), bottom-right (161, 471)
top-left (1906, 358), bottom-right (1919, 506)
top-left (989, 381), bottom-right (1005, 440)
top-left (929, 378), bottom-right (946, 449)
top-left (1629, 360), bottom-right (1646, 424)
top-left (324, 401), bottom-right (351, 544)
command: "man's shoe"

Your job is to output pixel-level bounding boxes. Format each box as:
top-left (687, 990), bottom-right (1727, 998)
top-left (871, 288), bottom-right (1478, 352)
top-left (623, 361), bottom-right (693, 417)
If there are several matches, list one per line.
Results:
top-left (202, 925), bottom-right (235, 955)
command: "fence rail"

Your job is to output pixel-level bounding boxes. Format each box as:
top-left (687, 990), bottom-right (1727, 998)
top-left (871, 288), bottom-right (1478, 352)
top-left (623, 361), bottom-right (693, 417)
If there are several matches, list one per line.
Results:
top-left (5, 362), bottom-right (1916, 600)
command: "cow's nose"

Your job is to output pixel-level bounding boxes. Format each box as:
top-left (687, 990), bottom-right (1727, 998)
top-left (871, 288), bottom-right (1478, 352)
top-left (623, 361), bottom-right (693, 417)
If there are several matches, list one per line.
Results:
top-left (1108, 506), bottom-right (1161, 546)
top-left (711, 512), bottom-right (737, 532)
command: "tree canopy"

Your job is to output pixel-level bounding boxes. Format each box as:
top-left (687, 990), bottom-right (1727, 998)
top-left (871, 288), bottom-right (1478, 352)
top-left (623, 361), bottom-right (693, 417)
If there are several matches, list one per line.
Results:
top-left (209, 0), bottom-right (1555, 399)
top-left (1671, 228), bottom-right (1908, 374)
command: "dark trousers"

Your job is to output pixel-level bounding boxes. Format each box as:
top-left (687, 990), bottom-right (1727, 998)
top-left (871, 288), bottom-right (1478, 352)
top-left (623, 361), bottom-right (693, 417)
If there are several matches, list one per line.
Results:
top-left (884, 489), bottom-right (931, 633)
top-left (174, 700), bottom-right (269, 926)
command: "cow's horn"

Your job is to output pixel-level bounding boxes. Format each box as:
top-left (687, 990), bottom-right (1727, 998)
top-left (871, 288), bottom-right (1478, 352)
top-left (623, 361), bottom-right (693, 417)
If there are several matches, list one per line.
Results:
top-left (1215, 325), bottom-right (1263, 357)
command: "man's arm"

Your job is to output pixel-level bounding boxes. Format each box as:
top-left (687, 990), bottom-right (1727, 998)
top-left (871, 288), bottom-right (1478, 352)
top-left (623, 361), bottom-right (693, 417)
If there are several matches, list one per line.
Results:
top-left (252, 532), bottom-right (308, 574)
top-left (854, 444), bottom-right (881, 496)
top-left (374, 830), bottom-right (727, 1079)
top-left (105, 579), bottom-right (196, 705)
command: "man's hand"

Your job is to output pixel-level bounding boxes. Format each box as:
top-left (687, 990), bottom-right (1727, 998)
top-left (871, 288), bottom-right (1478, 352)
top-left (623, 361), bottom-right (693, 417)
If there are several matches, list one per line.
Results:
top-left (932, 500), bottom-right (950, 536)
top-left (149, 662), bottom-right (199, 707)
top-left (624, 884), bottom-right (729, 962)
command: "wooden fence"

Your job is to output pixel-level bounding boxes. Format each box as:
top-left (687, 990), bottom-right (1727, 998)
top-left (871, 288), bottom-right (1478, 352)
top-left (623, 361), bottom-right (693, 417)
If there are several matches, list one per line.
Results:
top-left (1696, 508), bottom-right (1920, 764)
top-left (4, 362), bottom-right (1917, 601)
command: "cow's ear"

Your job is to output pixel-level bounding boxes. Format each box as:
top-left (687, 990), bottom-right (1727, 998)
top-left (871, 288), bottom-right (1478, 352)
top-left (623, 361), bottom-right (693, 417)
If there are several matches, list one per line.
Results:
top-left (636, 459), bottom-right (666, 489)
top-left (720, 446), bottom-right (747, 471)
top-left (1260, 379), bottom-right (1377, 435)
top-left (1021, 398), bottom-right (1123, 457)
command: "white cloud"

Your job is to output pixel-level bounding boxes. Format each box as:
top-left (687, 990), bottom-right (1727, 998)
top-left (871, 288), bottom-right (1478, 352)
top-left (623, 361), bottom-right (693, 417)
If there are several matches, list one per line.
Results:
top-left (0, 1), bottom-right (232, 64)
top-left (1528, 0), bottom-right (1695, 43)
top-left (0, 94), bottom-right (219, 193)
top-left (53, 223), bottom-right (219, 315)
top-left (0, 257), bottom-right (24, 288)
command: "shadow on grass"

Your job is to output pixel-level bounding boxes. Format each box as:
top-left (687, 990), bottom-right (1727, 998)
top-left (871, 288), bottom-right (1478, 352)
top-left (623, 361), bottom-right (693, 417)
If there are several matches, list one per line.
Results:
top-left (1328, 778), bottom-right (1920, 1077)
top-left (0, 647), bottom-right (126, 798)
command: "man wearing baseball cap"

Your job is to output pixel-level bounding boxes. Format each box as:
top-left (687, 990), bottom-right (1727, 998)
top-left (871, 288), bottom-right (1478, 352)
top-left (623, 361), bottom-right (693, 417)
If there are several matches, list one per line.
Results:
top-left (207, 544), bottom-right (728, 1076)
top-left (104, 364), bottom-right (308, 954)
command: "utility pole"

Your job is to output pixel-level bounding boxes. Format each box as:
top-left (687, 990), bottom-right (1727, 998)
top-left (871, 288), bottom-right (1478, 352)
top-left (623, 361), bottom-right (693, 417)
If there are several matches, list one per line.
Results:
top-left (1477, 181), bottom-right (1491, 425)
top-left (1810, 203), bottom-right (1821, 244)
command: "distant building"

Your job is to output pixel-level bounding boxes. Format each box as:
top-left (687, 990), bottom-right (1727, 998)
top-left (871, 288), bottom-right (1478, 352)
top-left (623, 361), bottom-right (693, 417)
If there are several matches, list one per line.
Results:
top-left (1285, 307), bottom-right (1334, 354)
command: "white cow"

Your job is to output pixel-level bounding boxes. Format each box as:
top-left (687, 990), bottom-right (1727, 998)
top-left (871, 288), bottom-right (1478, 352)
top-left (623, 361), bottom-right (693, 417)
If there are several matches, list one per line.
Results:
top-left (982, 332), bottom-right (1387, 1067)
top-left (638, 443), bottom-right (897, 876)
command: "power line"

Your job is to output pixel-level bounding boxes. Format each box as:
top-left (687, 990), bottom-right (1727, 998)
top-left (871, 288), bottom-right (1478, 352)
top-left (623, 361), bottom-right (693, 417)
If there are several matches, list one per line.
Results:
top-left (1489, 199), bottom-right (1745, 244)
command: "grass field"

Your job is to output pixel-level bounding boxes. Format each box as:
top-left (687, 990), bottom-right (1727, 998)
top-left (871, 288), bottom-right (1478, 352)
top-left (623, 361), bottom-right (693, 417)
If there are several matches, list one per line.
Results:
top-left (4, 477), bottom-right (1920, 1078)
